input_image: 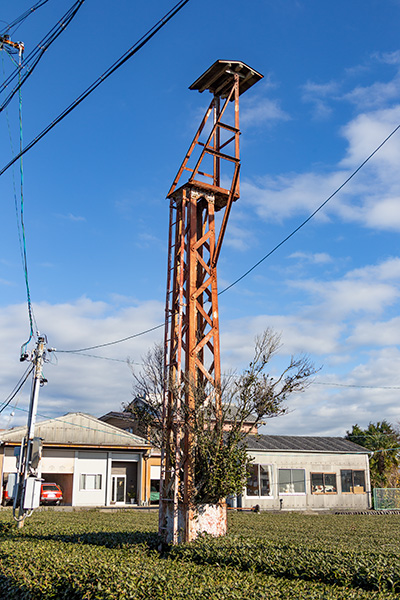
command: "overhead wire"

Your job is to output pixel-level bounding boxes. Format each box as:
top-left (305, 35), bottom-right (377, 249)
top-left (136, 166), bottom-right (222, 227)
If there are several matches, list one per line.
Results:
top-left (0, 0), bottom-right (188, 357)
top-left (1, 1), bottom-right (85, 357)
top-left (313, 382), bottom-right (400, 390)
top-left (0, 1), bottom-right (85, 114)
top-left (57, 351), bottom-right (136, 364)
top-left (219, 122), bottom-right (400, 296)
top-left (53, 350), bottom-right (400, 391)
top-left (56, 322), bottom-right (165, 354)
top-left (5, 404), bottom-right (398, 458)
top-left (54, 121), bottom-right (400, 354)
top-left (1, 52), bottom-right (25, 276)
top-left (15, 45), bottom-right (38, 353)
top-left (1, 44), bottom-right (39, 355)
top-left (0, 0), bottom-right (51, 36)
top-left (1, 3), bottom-right (397, 396)
top-left (0, 0), bottom-right (191, 180)
top-left (0, 364), bottom-right (34, 416)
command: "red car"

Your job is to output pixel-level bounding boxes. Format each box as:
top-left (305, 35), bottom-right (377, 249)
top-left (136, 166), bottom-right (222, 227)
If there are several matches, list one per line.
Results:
top-left (40, 483), bottom-right (63, 505)
top-left (1, 484), bottom-right (12, 506)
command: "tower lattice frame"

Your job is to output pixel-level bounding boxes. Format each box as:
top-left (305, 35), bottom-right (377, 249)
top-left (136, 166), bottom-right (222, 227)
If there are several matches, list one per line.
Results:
top-left (159, 61), bottom-right (262, 544)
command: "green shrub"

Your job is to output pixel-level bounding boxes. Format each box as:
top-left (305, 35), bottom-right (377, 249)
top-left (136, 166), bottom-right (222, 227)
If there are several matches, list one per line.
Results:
top-left (0, 510), bottom-right (399, 599)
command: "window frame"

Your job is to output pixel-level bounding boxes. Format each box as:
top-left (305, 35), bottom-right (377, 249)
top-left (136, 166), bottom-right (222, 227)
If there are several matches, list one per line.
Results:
top-left (311, 472), bottom-right (337, 495)
top-left (245, 464), bottom-right (273, 498)
top-left (278, 468), bottom-right (306, 495)
top-left (340, 470), bottom-right (366, 494)
top-left (79, 473), bottom-right (102, 491)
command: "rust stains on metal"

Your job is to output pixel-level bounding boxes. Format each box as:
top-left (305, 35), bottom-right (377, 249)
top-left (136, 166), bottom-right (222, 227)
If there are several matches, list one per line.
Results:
top-left (160, 60), bottom-right (262, 544)
top-left (189, 59), bottom-right (263, 99)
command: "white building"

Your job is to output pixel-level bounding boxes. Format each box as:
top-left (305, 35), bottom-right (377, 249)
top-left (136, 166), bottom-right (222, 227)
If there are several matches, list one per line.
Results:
top-left (238, 435), bottom-right (372, 511)
top-left (0, 413), bottom-right (152, 506)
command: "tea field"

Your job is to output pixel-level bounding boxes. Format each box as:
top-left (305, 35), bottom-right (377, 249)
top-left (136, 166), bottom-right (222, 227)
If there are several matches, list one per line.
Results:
top-left (1, 509), bottom-right (400, 599)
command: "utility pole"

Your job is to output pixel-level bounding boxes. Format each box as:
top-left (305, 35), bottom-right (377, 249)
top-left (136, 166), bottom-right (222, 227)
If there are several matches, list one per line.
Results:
top-left (160, 60), bottom-right (262, 544)
top-left (13, 336), bottom-right (47, 528)
top-left (1, 32), bottom-right (44, 528)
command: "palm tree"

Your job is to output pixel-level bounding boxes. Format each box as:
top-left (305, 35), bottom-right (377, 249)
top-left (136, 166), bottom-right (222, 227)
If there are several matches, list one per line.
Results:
top-left (346, 421), bottom-right (400, 488)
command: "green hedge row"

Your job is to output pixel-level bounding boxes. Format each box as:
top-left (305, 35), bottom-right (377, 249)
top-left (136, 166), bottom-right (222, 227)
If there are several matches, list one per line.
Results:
top-left (171, 535), bottom-right (400, 593)
top-left (0, 510), bottom-right (399, 599)
top-left (0, 538), bottom-right (395, 600)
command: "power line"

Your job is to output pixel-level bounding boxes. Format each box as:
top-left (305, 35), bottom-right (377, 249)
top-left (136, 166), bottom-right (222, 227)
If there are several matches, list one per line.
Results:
top-left (58, 351), bottom-right (139, 364)
top-left (55, 122), bottom-right (400, 354)
top-left (16, 47), bottom-right (39, 353)
top-left (0, 0), bottom-right (51, 36)
top-left (314, 381), bottom-right (400, 390)
top-left (4, 405), bottom-right (393, 464)
top-left (0, 364), bottom-right (34, 415)
top-left (0, 0), bottom-right (191, 179)
top-left (1, 2), bottom-right (85, 353)
top-left (52, 349), bottom-right (400, 391)
top-left (1, 0), bottom-right (189, 357)
top-left (219, 122), bottom-right (400, 296)
top-left (48, 346), bottom-right (400, 391)
top-left (1, 0), bottom-right (394, 357)
top-left (0, 1), bottom-right (85, 114)
top-left (56, 322), bottom-right (165, 354)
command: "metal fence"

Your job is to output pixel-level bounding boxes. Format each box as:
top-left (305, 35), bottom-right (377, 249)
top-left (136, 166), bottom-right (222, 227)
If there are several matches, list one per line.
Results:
top-left (373, 488), bottom-right (400, 510)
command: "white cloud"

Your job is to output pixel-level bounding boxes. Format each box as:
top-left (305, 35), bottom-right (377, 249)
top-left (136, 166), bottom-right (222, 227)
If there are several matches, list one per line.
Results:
top-left (348, 257), bottom-right (400, 282)
top-left (302, 53), bottom-right (400, 117)
top-left (241, 101), bottom-right (400, 232)
top-left (375, 50), bottom-right (400, 66)
top-left (56, 213), bottom-right (86, 222)
top-left (0, 298), bottom-right (164, 430)
top-left (265, 347), bottom-right (400, 436)
top-left (301, 80), bottom-right (340, 120)
top-left (340, 106), bottom-right (400, 169)
top-left (289, 251), bottom-right (333, 264)
top-left (242, 170), bottom-right (348, 223)
top-left (3, 255), bottom-right (400, 437)
top-left (223, 218), bottom-right (255, 252)
top-left (241, 79), bottom-right (290, 128)
top-left (290, 258), bottom-right (400, 320)
top-left (241, 97), bottom-right (290, 128)
top-left (297, 278), bottom-right (398, 318)
top-left (347, 316), bottom-right (400, 347)
top-left (362, 197), bottom-right (400, 230)
top-left (344, 76), bottom-right (400, 110)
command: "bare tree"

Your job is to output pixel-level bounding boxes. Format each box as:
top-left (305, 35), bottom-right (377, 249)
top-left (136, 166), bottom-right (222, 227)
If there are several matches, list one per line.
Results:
top-left (125, 328), bottom-right (317, 503)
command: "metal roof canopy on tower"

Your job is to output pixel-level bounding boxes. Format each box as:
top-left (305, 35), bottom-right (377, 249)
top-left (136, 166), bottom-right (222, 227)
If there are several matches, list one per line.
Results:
top-left (189, 60), bottom-right (263, 99)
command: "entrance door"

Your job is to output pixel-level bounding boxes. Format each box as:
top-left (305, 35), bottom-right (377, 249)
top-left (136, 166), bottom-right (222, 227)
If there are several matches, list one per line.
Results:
top-left (111, 475), bottom-right (126, 503)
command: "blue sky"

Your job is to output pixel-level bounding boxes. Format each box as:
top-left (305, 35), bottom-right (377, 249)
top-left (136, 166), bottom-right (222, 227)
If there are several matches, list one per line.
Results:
top-left (1, 0), bottom-right (400, 436)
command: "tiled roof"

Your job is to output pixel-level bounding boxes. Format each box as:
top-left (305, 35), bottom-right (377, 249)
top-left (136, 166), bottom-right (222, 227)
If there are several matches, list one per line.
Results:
top-left (246, 435), bottom-right (369, 454)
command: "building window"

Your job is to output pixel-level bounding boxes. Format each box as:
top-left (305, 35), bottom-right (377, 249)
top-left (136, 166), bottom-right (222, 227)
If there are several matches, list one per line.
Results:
top-left (246, 464), bottom-right (272, 497)
top-left (80, 474), bottom-right (102, 490)
top-left (340, 470), bottom-right (366, 493)
top-left (150, 479), bottom-right (160, 504)
top-left (311, 473), bottom-right (337, 494)
top-left (278, 469), bottom-right (305, 494)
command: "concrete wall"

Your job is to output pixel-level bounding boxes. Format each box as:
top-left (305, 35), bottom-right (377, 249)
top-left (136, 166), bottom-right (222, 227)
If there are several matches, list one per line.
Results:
top-left (241, 451), bottom-right (371, 511)
top-left (73, 451), bottom-right (108, 506)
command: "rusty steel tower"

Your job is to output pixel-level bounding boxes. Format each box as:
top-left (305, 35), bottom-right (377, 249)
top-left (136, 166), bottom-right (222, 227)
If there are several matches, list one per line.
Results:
top-left (160, 60), bottom-right (262, 544)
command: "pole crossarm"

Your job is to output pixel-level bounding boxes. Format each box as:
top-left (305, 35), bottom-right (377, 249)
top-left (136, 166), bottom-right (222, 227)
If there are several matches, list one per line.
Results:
top-left (0, 35), bottom-right (24, 53)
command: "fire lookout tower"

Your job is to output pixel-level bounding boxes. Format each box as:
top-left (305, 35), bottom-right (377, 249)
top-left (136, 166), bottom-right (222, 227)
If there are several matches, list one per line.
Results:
top-left (160, 60), bottom-right (263, 544)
